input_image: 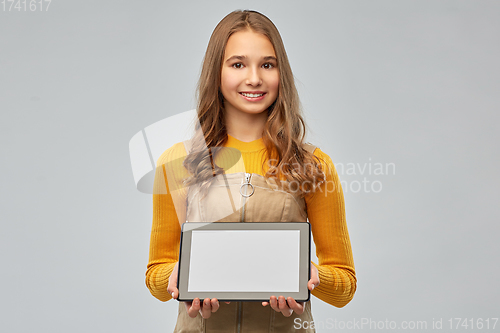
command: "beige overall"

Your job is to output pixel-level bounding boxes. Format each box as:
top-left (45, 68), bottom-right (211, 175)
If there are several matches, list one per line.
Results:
top-left (173, 141), bottom-right (317, 333)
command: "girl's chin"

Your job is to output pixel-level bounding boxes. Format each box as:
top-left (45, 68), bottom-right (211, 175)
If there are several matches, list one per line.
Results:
top-left (223, 100), bottom-right (272, 116)
top-left (236, 107), bottom-right (269, 115)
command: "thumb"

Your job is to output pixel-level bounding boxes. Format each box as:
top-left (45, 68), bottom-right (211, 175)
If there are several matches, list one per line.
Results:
top-left (167, 263), bottom-right (179, 298)
top-left (167, 272), bottom-right (178, 299)
top-left (309, 279), bottom-right (318, 291)
top-left (167, 285), bottom-right (179, 299)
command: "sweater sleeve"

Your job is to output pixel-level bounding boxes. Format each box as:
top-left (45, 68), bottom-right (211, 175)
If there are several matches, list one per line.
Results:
top-left (305, 148), bottom-right (357, 308)
top-left (145, 143), bottom-right (188, 302)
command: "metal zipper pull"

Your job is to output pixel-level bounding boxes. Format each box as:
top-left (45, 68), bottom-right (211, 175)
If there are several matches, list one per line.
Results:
top-left (240, 173), bottom-right (255, 197)
top-left (240, 173), bottom-right (254, 223)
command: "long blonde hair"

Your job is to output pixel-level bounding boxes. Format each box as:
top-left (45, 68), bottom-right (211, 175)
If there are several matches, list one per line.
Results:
top-left (183, 9), bottom-right (326, 198)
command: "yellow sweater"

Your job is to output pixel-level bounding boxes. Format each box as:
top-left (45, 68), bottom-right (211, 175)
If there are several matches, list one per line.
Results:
top-left (145, 134), bottom-right (357, 307)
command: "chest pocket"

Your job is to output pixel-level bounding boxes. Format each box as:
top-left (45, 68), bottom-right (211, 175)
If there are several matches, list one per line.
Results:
top-left (186, 173), bottom-right (308, 223)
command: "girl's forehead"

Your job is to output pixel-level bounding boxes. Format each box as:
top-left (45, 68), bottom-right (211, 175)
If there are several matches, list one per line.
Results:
top-left (224, 30), bottom-right (276, 58)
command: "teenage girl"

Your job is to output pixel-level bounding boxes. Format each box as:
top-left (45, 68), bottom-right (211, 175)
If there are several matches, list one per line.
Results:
top-left (146, 10), bottom-right (356, 332)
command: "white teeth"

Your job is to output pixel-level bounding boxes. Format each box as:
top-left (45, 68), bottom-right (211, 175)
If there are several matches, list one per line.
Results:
top-left (241, 92), bottom-right (264, 97)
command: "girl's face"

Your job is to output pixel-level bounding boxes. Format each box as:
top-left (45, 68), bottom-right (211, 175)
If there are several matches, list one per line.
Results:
top-left (220, 30), bottom-right (279, 119)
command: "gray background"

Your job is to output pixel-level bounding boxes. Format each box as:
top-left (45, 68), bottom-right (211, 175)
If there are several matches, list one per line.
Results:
top-left (1, 0), bottom-right (499, 332)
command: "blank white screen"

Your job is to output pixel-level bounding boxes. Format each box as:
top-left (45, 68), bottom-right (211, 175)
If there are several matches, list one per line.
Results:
top-left (188, 230), bottom-right (300, 292)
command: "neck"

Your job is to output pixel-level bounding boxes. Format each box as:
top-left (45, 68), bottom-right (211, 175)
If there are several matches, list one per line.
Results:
top-left (225, 110), bottom-right (267, 142)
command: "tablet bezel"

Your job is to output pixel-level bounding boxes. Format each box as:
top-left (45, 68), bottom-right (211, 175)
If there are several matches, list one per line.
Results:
top-left (177, 222), bottom-right (311, 302)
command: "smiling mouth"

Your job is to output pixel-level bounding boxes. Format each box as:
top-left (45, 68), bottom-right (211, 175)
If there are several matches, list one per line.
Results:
top-left (239, 92), bottom-right (266, 98)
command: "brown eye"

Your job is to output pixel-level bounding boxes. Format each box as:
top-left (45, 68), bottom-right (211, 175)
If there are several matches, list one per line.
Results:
top-left (263, 63), bottom-right (274, 69)
top-left (232, 63), bottom-right (243, 69)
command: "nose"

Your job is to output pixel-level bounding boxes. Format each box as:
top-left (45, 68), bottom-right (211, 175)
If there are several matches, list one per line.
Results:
top-left (246, 66), bottom-right (262, 86)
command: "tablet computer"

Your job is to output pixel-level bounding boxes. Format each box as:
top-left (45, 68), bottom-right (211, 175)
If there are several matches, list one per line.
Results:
top-left (177, 222), bottom-right (311, 302)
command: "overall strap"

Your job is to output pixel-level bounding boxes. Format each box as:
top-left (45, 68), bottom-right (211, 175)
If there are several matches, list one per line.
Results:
top-left (182, 139), bottom-right (193, 154)
top-left (302, 142), bottom-right (317, 154)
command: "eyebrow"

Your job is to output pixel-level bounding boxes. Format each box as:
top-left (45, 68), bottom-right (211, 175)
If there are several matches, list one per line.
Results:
top-left (225, 55), bottom-right (277, 63)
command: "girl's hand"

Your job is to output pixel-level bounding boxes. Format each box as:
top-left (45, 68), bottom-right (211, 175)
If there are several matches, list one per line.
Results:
top-left (167, 261), bottom-right (230, 319)
top-left (261, 264), bottom-right (320, 317)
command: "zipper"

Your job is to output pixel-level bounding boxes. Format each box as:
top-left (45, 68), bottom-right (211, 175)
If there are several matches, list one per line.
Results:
top-left (237, 173), bottom-right (253, 332)
top-left (237, 301), bottom-right (242, 333)
top-left (239, 173), bottom-right (254, 222)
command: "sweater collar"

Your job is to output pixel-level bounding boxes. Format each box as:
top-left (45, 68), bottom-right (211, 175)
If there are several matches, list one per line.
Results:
top-left (225, 134), bottom-right (266, 152)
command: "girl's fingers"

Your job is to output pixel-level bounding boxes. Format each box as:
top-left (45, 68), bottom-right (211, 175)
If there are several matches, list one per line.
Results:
top-left (287, 297), bottom-right (304, 315)
top-left (167, 262), bottom-right (179, 299)
top-left (308, 280), bottom-right (316, 291)
top-left (309, 264), bottom-right (320, 290)
top-left (269, 296), bottom-right (280, 312)
top-left (210, 298), bottom-right (220, 313)
top-left (200, 298), bottom-right (212, 319)
top-left (277, 296), bottom-right (287, 311)
top-left (309, 277), bottom-right (319, 290)
top-left (186, 298), bottom-right (221, 319)
top-left (264, 296), bottom-right (303, 317)
top-left (187, 298), bottom-right (201, 318)
top-left (277, 296), bottom-right (293, 317)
